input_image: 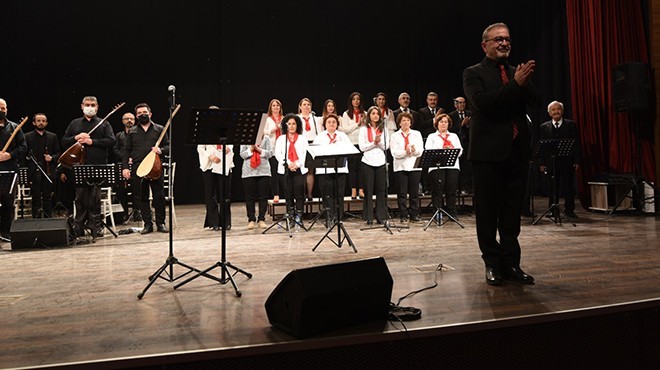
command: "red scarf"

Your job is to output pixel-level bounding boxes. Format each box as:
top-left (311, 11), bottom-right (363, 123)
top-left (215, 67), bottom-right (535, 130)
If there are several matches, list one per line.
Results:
top-left (302, 116), bottom-right (311, 131)
top-left (216, 144), bottom-right (222, 150)
top-left (250, 145), bottom-right (261, 168)
top-left (271, 114), bottom-right (282, 138)
top-left (367, 126), bottom-right (381, 143)
top-left (381, 108), bottom-right (387, 119)
top-left (353, 109), bottom-right (361, 123)
top-left (402, 132), bottom-right (410, 148)
top-left (439, 133), bottom-right (454, 148)
top-left (327, 132), bottom-right (337, 144)
top-left (287, 133), bottom-right (299, 162)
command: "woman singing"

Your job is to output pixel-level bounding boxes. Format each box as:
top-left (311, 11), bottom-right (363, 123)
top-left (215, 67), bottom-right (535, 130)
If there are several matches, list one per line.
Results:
top-left (312, 113), bottom-right (350, 226)
top-left (359, 106), bottom-right (389, 225)
top-left (198, 143), bottom-right (234, 230)
top-left (390, 112), bottom-right (423, 223)
top-left (298, 98), bottom-right (321, 201)
top-left (240, 135), bottom-right (272, 230)
top-left (263, 99), bottom-right (284, 203)
top-left (275, 113), bottom-right (308, 225)
top-left (424, 113), bottom-right (462, 219)
top-left (340, 92), bottom-right (365, 199)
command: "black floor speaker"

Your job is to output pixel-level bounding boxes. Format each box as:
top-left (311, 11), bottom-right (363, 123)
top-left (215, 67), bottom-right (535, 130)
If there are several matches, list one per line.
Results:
top-left (10, 218), bottom-right (71, 250)
top-left (265, 257), bottom-right (393, 339)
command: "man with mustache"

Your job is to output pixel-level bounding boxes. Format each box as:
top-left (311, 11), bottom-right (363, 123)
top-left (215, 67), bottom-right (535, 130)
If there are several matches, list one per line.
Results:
top-left (25, 113), bottom-right (61, 218)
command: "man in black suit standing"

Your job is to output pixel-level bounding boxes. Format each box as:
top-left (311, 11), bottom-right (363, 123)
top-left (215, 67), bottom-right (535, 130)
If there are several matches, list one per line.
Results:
top-left (393, 92), bottom-right (422, 129)
top-left (417, 92), bottom-right (443, 139)
top-left (25, 113), bottom-right (61, 218)
top-left (448, 97), bottom-right (473, 194)
top-left (539, 100), bottom-right (581, 219)
top-left (463, 22), bottom-right (540, 286)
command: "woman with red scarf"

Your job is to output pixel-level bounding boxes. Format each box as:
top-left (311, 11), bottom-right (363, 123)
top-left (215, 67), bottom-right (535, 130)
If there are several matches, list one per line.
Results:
top-left (275, 113), bottom-right (308, 224)
top-left (240, 135), bottom-right (272, 230)
top-left (424, 113), bottom-right (463, 219)
top-left (340, 92), bottom-right (366, 200)
top-left (263, 99), bottom-right (284, 203)
top-left (358, 106), bottom-right (389, 225)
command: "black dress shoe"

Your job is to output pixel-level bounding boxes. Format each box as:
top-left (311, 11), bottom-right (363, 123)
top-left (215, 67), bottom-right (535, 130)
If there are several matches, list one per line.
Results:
top-left (565, 210), bottom-right (578, 219)
top-left (157, 224), bottom-right (168, 233)
top-left (410, 216), bottom-right (422, 222)
top-left (485, 267), bottom-right (503, 286)
top-left (141, 224), bottom-right (154, 234)
top-left (366, 220), bottom-right (373, 226)
top-left (503, 267), bottom-right (535, 284)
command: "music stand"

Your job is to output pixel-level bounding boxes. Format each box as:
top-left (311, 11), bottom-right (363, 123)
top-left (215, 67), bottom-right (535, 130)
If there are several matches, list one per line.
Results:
top-left (416, 148), bottom-right (464, 230)
top-left (532, 139), bottom-right (576, 226)
top-left (72, 164), bottom-right (118, 239)
top-left (174, 108), bottom-right (260, 297)
top-left (307, 144), bottom-right (361, 253)
top-left (17, 167), bottom-right (29, 219)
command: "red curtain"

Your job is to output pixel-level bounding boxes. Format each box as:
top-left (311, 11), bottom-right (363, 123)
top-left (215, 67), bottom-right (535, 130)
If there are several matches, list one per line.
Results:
top-left (566, 0), bottom-right (655, 207)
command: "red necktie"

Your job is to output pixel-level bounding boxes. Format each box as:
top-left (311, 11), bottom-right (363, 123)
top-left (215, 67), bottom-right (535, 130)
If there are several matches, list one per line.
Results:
top-left (250, 147), bottom-right (261, 168)
top-left (402, 132), bottom-right (409, 148)
top-left (303, 116), bottom-right (311, 131)
top-left (287, 133), bottom-right (299, 162)
top-left (353, 109), bottom-right (361, 123)
top-left (499, 64), bottom-right (518, 139)
top-left (439, 133), bottom-right (454, 148)
top-left (327, 132), bottom-right (336, 144)
top-left (216, 145), bottom-right (223, 150)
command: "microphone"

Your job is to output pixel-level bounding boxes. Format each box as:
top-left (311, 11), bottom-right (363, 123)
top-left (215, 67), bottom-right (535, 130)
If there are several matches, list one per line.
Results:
top-left (168, 85), bottom-right (176, 109)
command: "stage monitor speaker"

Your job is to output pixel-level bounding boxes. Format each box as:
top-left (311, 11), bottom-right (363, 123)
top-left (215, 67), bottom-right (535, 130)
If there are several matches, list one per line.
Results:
top-left (265, 257), bottom-right (393, 339)
top-left (10, 218), bottom-right (71, 250)
top-left (612, 62), bottom-right (650, 112)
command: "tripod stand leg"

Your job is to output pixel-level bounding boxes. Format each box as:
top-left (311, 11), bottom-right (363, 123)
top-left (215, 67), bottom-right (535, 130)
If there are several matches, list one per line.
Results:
top-left (423, 209), bottom-right (442, 231)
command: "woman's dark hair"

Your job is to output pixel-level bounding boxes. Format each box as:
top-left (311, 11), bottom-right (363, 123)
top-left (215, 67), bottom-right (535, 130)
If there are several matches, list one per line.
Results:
top-left (345, 92), bottom-right (363, 120)
top-left (433, 113), bottom-right (453, 130)
top-left (396, 112), bottom-right (414, 127)
top-left (283, 113), bottom-right (303, 134)
top-left (365, 106), bottom-right (384, 130)
top-left (323, 113), bottom-right (340, 129)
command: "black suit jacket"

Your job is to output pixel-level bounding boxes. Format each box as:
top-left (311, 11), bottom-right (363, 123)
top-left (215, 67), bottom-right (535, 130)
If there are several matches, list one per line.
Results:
top-left (25, 130), bottom-right (61, 179)
top-left (463, 57), bottom-right (540, 162)
top-left (418, 106), bottom-right (442, 139)
top-left (447, 109), bottom-right (472, 136)
top-left (538, 119), bottom-right (581, 166)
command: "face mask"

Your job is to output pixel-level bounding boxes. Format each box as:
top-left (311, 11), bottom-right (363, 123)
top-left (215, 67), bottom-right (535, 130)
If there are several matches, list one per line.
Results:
top-left (0, 111), bottom-right (5, 121)
top-left (137, 114), bottom-right (150, 124)
top-left (83, 106), bottom-right (97, 117)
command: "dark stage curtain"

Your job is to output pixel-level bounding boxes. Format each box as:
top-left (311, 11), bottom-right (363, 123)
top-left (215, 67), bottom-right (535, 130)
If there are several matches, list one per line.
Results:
top-left (566, 0), bottom-right (655, 208)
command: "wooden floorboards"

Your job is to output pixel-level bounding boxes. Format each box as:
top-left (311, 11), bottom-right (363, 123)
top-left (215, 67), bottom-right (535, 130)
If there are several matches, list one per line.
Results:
top-left (1, 200), bottom-right (659, 369)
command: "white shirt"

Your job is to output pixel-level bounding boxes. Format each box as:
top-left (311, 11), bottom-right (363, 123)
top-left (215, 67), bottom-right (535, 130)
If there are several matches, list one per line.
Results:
top-left (358, 124), bottom-right (389, 167)
top-left (298, 113), bottom-right (322, 142)
top-left (390, 129), bottom-right (424, 172)
top-left (274, 134), bottom-right (309, 175)
top-left (197, 144), bottom-right (235, 175)
top-left (263, 115), bottom-right (283, 144)
top-left (424, 131), bottom-right (462, 170)
top-left (340, 110), bottom-right (363, 144)
top-left (311, 130), bottom-right (350, 174)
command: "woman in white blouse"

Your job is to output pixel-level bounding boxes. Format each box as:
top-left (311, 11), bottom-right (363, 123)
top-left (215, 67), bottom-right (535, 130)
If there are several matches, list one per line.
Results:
top-left (390, 112), bottom-right (424, 222)
top-left (275, 113), bottom-right (309, 224)
top-left (340, 92), bottom-right (365, 200)
top-left (197, 143), bottom-right (234, 230)
top-left (358, 106), bottom-right (389, 225)
top-left (298, 98), bottom-right (322, 201)
top-left (263, 98), bottom-right (284, 203)
top-left (424, 113), bottom-right (463, 218)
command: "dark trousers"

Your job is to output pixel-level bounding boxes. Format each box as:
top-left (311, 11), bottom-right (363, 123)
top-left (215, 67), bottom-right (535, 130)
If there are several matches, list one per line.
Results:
top-left (396, 170), bottom-right (422, 218)
top-left (361, 162), bottom-right (387, 222)
top-left (282, 171), bottom-right (305, 215)
top-left (73, 186), bottom-right (102, 236)
top-left (202, 170), bottom-right (231, 228)
top-left (30, 173), bottom-right (54, 218)
top-left (268, 157), bottom-right (281, 196)
top-left (243, 176), bottom-right (270, 222)
top-left (347, 145), bottom-right (361, 190)
top-left (471, 142), bottom-right (527, 270)
top-left (132, 174), bottom-right (166, 226)
top-left (318, 173), bottom-right (346, 221)
top-left (429, 168), bottom-right (460, 214)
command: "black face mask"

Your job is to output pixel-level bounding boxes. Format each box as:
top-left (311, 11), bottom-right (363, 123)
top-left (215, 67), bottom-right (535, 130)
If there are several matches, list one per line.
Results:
top-left (137, 114), bottom-right (150, 124)
top-left (0, 111), bottom-right (6, 121)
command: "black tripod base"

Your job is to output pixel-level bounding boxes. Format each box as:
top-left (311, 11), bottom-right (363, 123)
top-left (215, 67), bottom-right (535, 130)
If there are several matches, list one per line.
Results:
top-left (262, 213), bottom-right (306, 237)
top-left (137, 255), bottom-right (202, 299)
top-left (532, 204), bottom-right (576, 227)
top-left (423, 208), bottom-right (464, 230)
top-left (313, 221), bottom-right (357, 253)
top-left (173, 260), bottom-right (252, 297)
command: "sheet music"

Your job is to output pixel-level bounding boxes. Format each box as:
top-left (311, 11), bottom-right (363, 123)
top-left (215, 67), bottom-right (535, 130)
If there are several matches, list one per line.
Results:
top-left (307, 142), bottom-right (360, 159)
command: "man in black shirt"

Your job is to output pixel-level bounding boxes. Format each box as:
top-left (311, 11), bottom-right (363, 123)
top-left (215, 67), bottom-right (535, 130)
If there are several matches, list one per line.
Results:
top-left (0, 98), bottom-right (28, 241)
top-left (121, 103), bottom-right (169, 234)
top-left (113, 112), bottom-right (140, 223)
top-left (25, 113), bottom-right (61, 218)
top-left (61, 96), bottom-right (116, 237)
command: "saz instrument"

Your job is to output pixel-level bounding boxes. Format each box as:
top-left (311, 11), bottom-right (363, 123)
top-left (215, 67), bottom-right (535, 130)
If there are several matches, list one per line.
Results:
top-left (1, 116), bottom-right (29, 153)
top-left (58, 102), bottom-right (126, 168)
top-left (136, 104), bottom-right (181, 180)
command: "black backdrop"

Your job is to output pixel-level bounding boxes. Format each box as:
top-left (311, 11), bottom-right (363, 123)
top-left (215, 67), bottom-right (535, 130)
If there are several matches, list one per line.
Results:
top-left (2, 0), bottom-right (571, 204)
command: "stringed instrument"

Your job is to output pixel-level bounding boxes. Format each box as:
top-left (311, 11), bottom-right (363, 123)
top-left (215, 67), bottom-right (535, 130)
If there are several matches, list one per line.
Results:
top-left (136, 104), bottom-right (181, 180)
top-left (1, 116), bottom-right (29, 153)
top-left (58, 102), bottom-right (126, 168)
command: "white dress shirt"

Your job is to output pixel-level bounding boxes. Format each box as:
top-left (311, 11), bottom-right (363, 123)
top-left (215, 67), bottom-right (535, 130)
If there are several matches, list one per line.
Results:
top-left (424, 131), bottom-right (462, 170)
top-left (311, 130), bottom-right (351, 174)
top-left (274, 134), bottom-right (309, 175)
top-left (197, 144), bottom-right (235, 175)
top-left (390, 129), bottom-right (424, 172)
top-left (358, 124), bottom-right (389, 167)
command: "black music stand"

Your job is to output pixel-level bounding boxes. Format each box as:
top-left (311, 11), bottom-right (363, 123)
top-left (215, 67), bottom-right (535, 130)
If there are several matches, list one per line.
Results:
top-left (175, 108), bottom-right (260, 297)
top-left (17, 167), bottom-right (29, 219)
top-left (0, 171), bottom-right (17, 243)
top-left (27, 152), bottom-right (54, 218)
top-left (307, 145), bottom-right (361, 253)
top-left (417, 148), bottom-right (464, 230)
top-left (72, 164), bottom-right (119, 239)
top-left (533, 139), bottom-right (576, 226)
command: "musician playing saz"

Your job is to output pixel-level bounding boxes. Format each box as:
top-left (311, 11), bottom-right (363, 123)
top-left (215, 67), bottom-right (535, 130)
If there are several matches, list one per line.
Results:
top-left (0, 98), bottom-right (28, 242)
top-left (121, 103), bottom-right (169, 235)
top-left (61, 96), bottom-right (116, 237)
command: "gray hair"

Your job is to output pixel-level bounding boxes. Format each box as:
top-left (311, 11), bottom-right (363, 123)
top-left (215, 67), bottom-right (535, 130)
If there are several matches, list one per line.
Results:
top-left (482, 22), bottom-right (509, 41)
top-left (81, 96), bottom-right (98, 104)
top-left (547, 100), bottom-right (564, 111)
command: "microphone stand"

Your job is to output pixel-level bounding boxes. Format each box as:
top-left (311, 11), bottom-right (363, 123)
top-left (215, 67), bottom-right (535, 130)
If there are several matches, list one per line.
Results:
top-left (27, 151), bottom-right (53, 218)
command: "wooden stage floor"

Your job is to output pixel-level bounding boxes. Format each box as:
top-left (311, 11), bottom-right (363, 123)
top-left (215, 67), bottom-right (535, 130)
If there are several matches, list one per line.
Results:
top-left (1, 199), bottom-right (659, 369)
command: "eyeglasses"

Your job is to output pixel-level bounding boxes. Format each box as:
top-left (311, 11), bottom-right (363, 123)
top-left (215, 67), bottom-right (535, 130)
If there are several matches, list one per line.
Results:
top-left (485, 36), bottom-right (511, 45)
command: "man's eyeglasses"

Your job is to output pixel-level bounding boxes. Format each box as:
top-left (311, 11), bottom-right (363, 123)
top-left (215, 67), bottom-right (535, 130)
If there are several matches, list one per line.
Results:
top-left (485, 36), bottom-right (511, 45)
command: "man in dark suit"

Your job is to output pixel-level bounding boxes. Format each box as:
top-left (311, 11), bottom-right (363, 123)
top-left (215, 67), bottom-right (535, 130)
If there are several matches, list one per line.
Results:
top-left (538, 100), bottom-right (581, 219)
top-left (417, 92), bottom-right (443, 139)
top-left (25, 113), bottom-right (61, 218)
top-left (393, 92), bottom-right (422, 129)
top-left (463, 22), bottom-right (540, 286)
top-left (448, 97), bottom-right (473, 194)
